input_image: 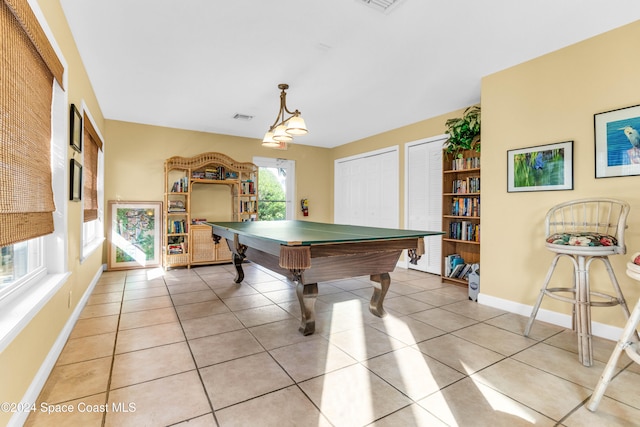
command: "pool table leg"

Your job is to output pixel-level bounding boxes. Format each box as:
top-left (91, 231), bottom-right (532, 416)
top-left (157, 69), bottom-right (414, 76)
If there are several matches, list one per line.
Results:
top-left (369, 272), bottom-right (390, 317)
top-left (296, 281), bottom-right (318, 336)
top-left (232, 253), bottom-right (245, 283)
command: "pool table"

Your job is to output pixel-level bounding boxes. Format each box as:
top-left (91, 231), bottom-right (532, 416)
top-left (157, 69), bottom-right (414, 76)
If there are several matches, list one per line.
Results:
top-left (208, 220), bottom-right (443, 335)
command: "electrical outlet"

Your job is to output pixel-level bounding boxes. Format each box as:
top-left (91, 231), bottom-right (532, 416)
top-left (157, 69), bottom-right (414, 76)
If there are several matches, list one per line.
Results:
top-left (68, 291), bottom-right (72, 308)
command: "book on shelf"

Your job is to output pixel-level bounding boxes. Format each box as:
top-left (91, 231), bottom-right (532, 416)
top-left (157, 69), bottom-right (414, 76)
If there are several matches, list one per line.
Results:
top-left (168, 219), bottom-right (187, 234)
top-left (449, 221), bottom-right (480, 242)
top-left (449, 263), bottom-right (465, 278)
top-left (452, 177), bottom-right (480, 194)
top-left (444, 254), bottom-right (463, 277)
top-left (171, 176), bottom-right (189, 192)
top-left (241, 180), bottom-right (255, 195)
top-left (451, 156), bottom-right (480, 170)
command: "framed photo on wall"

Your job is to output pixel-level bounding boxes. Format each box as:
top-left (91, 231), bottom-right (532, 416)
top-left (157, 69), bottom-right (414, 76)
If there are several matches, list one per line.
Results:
top-left (69, 159), bottom-right (82, 201)
top-left (70, 103), bottom-right (82, 152)
top-left (507, 141), bottom-right (573, 192)
top-left (107, 201), bottom-right (163, 270)
top-left (595, 104), bottom-right (640, 178)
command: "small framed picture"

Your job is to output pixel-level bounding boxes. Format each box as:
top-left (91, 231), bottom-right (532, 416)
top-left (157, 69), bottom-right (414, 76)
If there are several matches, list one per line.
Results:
top-left (507, 141), bottom-right (573, 192)
top-left (107, 201), bottom-right (163, 270)
top-left (595, 104), bottom-right (640, 178)
top-left (70, 104), bottom-right (82, 152)
top-left (70, 159), bottom-right (82, 201)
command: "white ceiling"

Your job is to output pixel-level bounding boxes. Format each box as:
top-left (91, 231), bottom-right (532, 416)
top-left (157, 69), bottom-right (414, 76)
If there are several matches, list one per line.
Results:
top-left (59, 0), bottom-right (640, 149)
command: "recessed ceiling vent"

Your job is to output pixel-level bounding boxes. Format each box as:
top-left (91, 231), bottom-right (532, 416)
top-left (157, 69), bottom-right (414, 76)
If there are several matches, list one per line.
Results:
top-left (356, 0), bottom-right (406, 14)
top-left (233, 113), bottom-right (253, 121)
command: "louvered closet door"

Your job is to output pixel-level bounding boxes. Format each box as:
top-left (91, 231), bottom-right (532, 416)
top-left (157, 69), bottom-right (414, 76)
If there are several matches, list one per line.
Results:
top-left (334, 148), bottom-right (399, 228)
top-left (406, 137), bottom-right (444, 274)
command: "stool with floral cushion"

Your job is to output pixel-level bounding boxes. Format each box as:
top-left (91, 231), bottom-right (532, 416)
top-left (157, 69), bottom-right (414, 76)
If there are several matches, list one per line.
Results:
top-left (587, 253), bottom-right (640, 411)
top-left (524, 198), bottom-right (631, 366)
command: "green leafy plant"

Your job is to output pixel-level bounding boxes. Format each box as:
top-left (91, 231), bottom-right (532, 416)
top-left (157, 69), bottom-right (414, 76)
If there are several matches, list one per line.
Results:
top-left (444, 105), bottom-right (481, 158)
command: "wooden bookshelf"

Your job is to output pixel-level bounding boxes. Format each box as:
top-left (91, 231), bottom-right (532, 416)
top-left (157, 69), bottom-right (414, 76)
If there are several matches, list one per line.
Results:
top-left (441, 149), bottom-right (480, 285)
top-left (163, 152), bottom-right (258, 269)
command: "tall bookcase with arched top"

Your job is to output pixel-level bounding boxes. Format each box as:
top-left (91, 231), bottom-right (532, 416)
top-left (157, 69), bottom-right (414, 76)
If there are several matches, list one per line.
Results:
top-left (164, 152), bottom-right (258, 269)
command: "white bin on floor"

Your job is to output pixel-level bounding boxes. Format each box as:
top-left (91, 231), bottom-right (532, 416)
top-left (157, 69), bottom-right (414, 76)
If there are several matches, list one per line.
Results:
top-left (468, 263), bottom-right (479, 301)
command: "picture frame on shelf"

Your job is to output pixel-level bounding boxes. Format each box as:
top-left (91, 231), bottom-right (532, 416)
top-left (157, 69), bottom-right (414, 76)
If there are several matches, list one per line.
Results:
top-left (507, 141), bottom-right (573, 192)
top-left (107, 200), bottom-right (162, 270)
top-left (69, 159), bottom-right (82, 201)
top-left (70, 103), bottom-right (82, 152)
top-left (595, 104), bottom-right (640, 178)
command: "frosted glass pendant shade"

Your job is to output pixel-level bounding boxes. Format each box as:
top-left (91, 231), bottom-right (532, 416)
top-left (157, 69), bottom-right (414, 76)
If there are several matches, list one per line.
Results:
top-left (285, 115), bottom-right (308, 135)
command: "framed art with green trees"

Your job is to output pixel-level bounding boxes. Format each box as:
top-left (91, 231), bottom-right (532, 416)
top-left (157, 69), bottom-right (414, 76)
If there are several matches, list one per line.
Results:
top-left (507, 141), bottom-right (573, 192)
top-left (107, 200), bottom-right (162, 270)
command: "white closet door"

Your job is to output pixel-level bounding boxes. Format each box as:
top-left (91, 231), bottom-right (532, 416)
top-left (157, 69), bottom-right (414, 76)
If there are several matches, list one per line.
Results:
top-left (406, 136), bottom-right (445, 274)
top-left (335, 147), bottom-right (399, 228)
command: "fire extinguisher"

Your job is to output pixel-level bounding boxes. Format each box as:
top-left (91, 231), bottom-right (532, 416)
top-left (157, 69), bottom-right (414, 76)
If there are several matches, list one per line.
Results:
top-left (301, 199), bottom-right (309, 216)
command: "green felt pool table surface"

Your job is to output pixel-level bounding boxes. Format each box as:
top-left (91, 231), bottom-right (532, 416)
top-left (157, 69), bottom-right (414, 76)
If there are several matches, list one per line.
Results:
top-left (206, 220), bottom-right (443, 246)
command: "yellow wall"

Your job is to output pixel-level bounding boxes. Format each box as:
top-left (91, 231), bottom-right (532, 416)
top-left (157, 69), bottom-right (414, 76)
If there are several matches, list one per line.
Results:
top-left (481, 20), bottom-right (640, 326)
top-left (103, 120), bottom-right (334, 227)
top-left (0, 1), bottom-right (106, 425)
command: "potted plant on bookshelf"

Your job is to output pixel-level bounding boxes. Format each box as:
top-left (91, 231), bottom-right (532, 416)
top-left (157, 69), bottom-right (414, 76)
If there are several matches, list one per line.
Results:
top-left (444, 105), bottom-right (481, 158)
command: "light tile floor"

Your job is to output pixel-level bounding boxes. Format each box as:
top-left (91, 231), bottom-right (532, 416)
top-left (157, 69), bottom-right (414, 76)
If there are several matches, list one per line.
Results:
top-left (24, 264), bottom-right (640, 426)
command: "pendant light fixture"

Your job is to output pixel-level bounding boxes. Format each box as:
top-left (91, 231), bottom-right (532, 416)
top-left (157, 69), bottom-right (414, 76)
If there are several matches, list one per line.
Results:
top-left (262, 83), bottom-right (308, 149)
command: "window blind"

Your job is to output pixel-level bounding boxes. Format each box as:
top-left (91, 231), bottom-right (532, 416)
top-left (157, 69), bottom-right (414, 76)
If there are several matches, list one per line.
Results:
top-left (0, 0), bottom-right (64, 247)
top-left (83, 114), bottom-right (102, 222)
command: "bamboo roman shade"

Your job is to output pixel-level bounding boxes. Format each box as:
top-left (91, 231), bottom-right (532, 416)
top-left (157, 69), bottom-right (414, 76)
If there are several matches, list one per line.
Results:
top-left (83, 114), bottom-right (103, 222)
top-left (0, 0), bottom-right (65, 247)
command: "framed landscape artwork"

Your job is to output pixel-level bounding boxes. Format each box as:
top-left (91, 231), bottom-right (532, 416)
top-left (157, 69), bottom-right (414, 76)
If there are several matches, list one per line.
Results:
top-left (107, 201), bottom-right (162, 270)
top-left (595, 104), bottom-right (640, 178)
top-left (507, 141), bottom-right (573, 192)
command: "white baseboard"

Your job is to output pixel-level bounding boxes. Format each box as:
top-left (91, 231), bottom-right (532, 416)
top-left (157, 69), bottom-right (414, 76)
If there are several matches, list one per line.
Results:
top-left (9, 267), bottom-right (103, 427)
top-left (478, 292), bottom-right (623, 341)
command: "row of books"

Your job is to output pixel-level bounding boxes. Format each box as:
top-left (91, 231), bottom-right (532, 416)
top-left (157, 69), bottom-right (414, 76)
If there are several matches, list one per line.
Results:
top-left (448, 220), bottom-right (480, 242)
top-left (168, 242), bottom-right (187, 254)
top-left (241, 180), bottom-right (256, 195)
top-left (168, 219), bottom-right (187, 234)
top-left (239, 200), bottom-right (257, 213)
top-left (450, 156), bottom-right (480, 171)
top-left (171, 177), bottom-right (189, 193)
top-left (451, 176), bottom-right (480, 194)
top-left (444, 254), bottom-right (476, 280)
top-left (191, 167), bottom-right (239, 181)
top-left (451, 197), bottom-right (480, 217)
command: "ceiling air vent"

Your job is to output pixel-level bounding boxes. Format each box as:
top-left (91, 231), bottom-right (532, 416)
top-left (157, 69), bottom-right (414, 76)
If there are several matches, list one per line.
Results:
top-left (356, 0), bottom-right (406, 14)
top-left (233, 113), bottom-right (253, 121)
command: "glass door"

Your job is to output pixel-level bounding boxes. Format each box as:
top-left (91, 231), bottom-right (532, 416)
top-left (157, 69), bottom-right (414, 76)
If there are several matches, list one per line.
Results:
top-left (253, 157), bottom-right (295, 221)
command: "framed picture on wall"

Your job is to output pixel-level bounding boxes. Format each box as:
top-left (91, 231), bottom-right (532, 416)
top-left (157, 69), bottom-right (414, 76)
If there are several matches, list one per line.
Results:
top-left (70, 103), bottom-right (82, 152)
top-left (595, 104), bottom-right (640, 178)
top-left (69, 159), bottom-right (82, 201)
top-left (107, 201), bottom-right (162, 270)
top-left (507, 141), bottom-right (573, 192)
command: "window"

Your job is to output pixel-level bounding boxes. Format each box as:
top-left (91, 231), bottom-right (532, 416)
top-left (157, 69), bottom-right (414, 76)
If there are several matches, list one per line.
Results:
top-left (81, 107), bottom-right (105, 259)
top-left (0, 0), bottom-right (68, 351)
top-left (253, 157), bottom-right (296, 220)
